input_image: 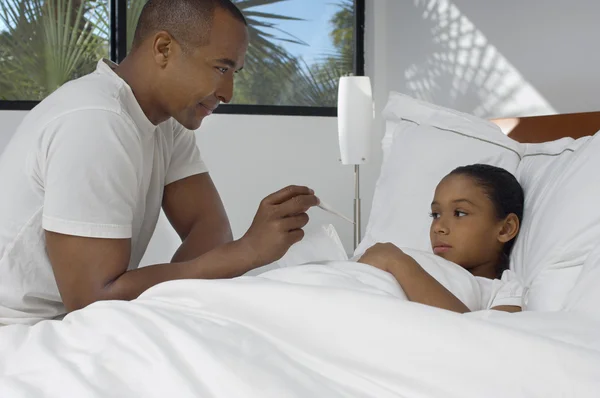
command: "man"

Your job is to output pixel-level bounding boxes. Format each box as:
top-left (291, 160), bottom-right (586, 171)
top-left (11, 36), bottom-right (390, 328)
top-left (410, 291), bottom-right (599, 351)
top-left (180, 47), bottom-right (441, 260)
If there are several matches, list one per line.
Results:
top-left (0, 0), bottom-right (318, 325)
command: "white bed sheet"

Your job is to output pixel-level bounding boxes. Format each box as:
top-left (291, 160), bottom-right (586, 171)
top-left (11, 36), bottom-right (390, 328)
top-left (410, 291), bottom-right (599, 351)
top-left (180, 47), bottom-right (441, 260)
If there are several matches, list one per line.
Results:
top-left (1, 261), bottom-right (599, 398)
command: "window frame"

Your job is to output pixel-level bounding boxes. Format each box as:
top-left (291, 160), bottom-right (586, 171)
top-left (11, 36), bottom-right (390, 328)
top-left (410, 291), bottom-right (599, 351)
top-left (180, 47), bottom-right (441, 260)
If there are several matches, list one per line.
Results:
top-left (0, 0), bottom-right (365, 116)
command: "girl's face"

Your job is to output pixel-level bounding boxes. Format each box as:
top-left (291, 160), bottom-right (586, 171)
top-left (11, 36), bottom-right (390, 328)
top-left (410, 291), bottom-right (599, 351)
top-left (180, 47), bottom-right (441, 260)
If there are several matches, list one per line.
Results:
top-left (429, 174), bottom-right (515, 275)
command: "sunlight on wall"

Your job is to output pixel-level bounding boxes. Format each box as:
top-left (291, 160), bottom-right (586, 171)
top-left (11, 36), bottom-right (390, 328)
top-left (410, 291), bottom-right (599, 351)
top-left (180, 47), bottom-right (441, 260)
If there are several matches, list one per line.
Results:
top-left (403, 0), bottom-right (555, 118)
top-left (490, 117), bottom-right (521, 135)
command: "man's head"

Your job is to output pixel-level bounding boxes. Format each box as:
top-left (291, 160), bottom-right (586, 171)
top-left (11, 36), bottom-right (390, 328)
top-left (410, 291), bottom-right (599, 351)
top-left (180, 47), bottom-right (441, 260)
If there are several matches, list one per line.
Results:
top-left (130, 0), bottom-right (249, 129)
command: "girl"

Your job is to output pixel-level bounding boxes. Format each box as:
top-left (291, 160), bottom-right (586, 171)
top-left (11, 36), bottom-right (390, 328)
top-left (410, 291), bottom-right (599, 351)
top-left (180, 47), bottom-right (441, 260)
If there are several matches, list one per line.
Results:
top-left (358, 164), bottom-right (525, 313)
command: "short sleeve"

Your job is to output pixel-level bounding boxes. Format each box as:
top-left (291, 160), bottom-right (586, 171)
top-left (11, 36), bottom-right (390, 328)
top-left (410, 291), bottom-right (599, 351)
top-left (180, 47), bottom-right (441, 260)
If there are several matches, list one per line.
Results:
top-left (477, 270), bottom-right (525, 309)
top-left (165, 124), bottom-right (207, 185)
top-left (40, 110), bottom-right (141, 239)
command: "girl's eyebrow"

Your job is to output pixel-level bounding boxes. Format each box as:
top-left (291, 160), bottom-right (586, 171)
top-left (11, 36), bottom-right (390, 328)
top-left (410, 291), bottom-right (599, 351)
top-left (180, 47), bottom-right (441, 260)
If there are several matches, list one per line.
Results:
top-left (452, 198), bottom-right (479, 207)
top-left (431, 199), bottom-right (479, 207)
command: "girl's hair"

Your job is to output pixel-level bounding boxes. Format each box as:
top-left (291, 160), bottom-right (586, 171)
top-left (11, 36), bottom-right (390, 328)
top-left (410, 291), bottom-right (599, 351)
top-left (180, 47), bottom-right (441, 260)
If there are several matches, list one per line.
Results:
top-left (449, 164), bottom-right (524, 278)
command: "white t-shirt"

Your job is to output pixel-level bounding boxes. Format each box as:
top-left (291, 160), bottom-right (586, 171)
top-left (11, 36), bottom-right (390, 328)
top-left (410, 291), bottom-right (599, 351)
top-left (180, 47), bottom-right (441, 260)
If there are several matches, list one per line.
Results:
top-left (0, 59), bottom-right (207, 325)
top-left (476, 270), bottom-right (526, 309)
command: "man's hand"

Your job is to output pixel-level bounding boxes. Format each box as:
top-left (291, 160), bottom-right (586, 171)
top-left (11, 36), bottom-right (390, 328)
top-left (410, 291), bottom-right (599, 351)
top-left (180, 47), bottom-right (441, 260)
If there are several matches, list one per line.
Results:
top-left (239, 185), bottom-right (319, 267)
top-left (358, 242), bottom-right (409, 273)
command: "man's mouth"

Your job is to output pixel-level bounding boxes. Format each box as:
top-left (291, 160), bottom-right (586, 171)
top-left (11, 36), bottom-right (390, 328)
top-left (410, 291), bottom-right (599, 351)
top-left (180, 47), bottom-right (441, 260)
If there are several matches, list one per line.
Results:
top-left (198, 103), bottom-right (217, 115)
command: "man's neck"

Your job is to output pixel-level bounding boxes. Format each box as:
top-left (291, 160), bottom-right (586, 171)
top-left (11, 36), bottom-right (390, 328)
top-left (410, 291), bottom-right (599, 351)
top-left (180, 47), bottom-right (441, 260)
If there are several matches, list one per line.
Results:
top-left (114, 55), bottom-right (167, 126)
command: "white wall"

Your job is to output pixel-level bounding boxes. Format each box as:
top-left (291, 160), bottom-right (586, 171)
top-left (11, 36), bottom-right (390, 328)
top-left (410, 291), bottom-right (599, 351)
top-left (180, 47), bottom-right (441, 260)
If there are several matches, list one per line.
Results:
top-left (0, 112), bottom-right (25, 150)
top-left (380, 0), bottom-right (600, 118)
top-left (143, 114), bottom-right (357, 265)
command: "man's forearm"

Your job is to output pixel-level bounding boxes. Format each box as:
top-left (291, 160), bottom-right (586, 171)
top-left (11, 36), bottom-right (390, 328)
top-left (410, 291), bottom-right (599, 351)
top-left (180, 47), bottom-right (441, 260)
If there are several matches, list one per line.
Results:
top-left (389, 257), bottom-right (470, 313)
top-left (99, 240), bottom-right (255, 305)
top-left (171, 220), bottom-right (234, 263)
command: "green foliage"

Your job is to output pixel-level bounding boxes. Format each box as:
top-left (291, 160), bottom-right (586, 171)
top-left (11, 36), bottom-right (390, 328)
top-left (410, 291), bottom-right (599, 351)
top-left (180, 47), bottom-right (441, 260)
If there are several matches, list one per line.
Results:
top-left (231, 0), bottom-right (355, 106)
top-left (0, 0), bottom-right (108, 100)
top-left (328, 0), bottom-right (353, 72)
top-left (0, 0), bottom-right (356, 106)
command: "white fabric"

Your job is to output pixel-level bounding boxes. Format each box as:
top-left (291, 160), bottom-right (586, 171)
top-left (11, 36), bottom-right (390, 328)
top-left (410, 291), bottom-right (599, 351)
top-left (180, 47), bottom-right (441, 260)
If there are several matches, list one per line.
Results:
top-left (245, 224), bottom-right (349, 276)
top-left (476, 270), bottom-right (525, 309)
top-left (277, 223), bottom-right (348, 267)
top-left (0, 268), bottom-right (599, 397)
top-left (512, 134), bottom-right (599, 311)
top-left (0, 59), bottom-right (207, 325)
top-left (356, 92), bottom-right (523, 258)
top-left (564, 242), bottom-right (600, 319)
top-left (266, 254), bottom-right (482, 311)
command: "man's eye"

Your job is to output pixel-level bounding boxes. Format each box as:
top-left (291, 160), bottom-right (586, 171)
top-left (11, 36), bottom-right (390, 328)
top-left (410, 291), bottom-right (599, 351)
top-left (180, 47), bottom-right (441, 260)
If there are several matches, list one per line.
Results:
top-left (216, 67), bottom-right (228, 74)
top-left (455, 210), bottom-right (467, 217)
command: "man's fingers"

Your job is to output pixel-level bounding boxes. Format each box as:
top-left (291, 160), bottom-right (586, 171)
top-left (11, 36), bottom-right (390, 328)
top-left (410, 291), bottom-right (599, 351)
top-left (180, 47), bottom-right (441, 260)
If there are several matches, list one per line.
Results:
top-left (282, 213), bottom-right (310, 232)
top-left (276, 194), bottom-right (319, 217)
top-left (262, 185), bottom-right (314, 206)
top-left (288, 229), bottom-right (305, 245)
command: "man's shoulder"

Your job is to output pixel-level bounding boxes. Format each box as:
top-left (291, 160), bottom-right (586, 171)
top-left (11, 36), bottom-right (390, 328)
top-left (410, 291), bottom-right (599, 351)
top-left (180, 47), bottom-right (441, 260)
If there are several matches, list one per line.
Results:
top-left (25, 69), bottom-right (131, 131)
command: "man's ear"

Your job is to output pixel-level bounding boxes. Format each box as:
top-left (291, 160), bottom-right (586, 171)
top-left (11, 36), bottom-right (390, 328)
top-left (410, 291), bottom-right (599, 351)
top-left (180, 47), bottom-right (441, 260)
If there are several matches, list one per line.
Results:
top-left (498, 213), bottom-right (520, 244)
top-left (152, 31), bottom-right (174, 67)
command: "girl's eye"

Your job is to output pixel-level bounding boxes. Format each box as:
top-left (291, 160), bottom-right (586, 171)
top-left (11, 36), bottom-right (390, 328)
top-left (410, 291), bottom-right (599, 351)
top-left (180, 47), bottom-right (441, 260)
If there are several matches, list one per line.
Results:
top-left (429, 212), bottom-right (440, 219)
top-left (216, 67), bottom-right (228, 74)
top-left (454, 210), bottom-right (467, 217)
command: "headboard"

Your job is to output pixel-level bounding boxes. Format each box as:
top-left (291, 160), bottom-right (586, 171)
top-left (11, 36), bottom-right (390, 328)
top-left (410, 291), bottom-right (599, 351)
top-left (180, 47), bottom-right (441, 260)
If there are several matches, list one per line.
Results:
top-left (491, 111), bottom-right (600, 143)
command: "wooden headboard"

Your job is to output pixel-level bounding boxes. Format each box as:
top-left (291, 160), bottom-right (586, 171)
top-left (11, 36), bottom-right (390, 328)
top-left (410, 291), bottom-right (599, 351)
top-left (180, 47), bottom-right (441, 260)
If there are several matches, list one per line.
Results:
top-left (491, 111), bottom-right (600, 143)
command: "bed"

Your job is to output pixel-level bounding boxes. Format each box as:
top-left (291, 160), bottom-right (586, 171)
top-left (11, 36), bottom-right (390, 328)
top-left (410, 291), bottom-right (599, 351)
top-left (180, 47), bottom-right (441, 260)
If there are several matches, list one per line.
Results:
top-left (1, 94), bottom-right (600, 398)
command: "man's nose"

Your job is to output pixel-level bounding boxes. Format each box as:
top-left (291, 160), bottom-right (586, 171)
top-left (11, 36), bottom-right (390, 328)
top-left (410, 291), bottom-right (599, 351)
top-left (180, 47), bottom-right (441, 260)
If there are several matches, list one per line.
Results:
top-left (216, 74), bottom-right (234, 104)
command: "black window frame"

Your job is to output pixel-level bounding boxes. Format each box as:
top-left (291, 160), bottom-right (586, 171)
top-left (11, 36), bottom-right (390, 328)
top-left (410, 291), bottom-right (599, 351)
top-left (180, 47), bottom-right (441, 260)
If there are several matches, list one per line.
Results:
top-left (0, 0), bottom-right (365, 116)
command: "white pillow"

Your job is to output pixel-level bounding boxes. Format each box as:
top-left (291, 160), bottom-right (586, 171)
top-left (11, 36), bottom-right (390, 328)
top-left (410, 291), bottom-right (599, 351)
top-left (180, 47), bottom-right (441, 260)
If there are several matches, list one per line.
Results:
top-left (356, 92), bottom-right (523, 257)
top-left (245, 224), bottom-right (348, 276)
top-left (512, 135), bottom-right (598, 311)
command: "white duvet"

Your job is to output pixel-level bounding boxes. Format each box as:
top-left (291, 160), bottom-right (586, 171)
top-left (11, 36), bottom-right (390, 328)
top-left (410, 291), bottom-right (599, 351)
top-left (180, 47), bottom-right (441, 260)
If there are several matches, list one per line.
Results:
top-left (1, 257), bottom-right (600, 398)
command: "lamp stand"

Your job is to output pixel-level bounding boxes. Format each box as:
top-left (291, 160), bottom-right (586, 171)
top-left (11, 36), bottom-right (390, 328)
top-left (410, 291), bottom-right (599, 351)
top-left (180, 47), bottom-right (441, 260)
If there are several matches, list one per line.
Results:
top-left (354, 164), bottom-right (361, 250)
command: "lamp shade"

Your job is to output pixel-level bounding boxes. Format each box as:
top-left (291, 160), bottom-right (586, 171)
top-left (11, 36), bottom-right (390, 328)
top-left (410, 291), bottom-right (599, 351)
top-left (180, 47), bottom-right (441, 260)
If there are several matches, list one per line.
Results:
top-left (337, 76), bottom-right (374, 165)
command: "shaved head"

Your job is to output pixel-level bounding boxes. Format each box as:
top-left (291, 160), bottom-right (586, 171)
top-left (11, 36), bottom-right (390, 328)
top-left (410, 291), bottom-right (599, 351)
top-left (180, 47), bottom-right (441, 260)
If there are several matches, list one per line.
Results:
top-left (132, 0), bottom-right (247, 51)
top-left (118, 0), bottom-right (248, 130)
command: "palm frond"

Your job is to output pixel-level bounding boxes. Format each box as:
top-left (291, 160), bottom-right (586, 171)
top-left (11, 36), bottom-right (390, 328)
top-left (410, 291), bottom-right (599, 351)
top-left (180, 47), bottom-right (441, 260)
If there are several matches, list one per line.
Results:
top-left (126, 0), bottom-right (146, 51)
top-left (291, 60), bottom-right (342, 106)
top-left (0, 0), bottom-right (106, 100)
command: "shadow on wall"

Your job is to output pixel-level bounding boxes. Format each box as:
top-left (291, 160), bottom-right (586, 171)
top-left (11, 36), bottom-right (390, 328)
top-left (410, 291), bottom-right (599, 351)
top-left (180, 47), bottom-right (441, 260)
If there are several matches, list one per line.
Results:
top-left (389, 0), bottom-right (555, 119)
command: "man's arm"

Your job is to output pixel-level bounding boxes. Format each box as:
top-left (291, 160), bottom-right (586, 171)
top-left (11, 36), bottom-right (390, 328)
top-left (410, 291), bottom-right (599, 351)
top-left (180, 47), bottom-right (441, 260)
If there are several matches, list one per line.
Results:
top-left (46, 186), bottom-right (318, 313)
top-left (162, 173), bottom-right (233, 263)
top-left (46, 232), bottom-right (253, 312)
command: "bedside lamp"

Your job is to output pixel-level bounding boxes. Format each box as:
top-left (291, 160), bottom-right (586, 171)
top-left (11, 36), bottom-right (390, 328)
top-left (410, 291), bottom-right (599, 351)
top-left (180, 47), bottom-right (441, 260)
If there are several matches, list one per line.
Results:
top-left (337, 75), bottom-right (374, 250)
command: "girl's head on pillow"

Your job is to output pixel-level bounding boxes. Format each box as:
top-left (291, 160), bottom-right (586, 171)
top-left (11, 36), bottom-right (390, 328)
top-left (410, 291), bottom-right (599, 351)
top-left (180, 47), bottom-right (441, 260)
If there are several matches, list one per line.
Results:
top-left (429, 164), bottom-right (524, 278)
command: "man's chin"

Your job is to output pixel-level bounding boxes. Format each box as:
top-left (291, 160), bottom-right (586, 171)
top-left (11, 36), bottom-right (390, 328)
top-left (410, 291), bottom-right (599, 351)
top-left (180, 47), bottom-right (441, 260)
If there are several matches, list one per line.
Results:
top-left (178, 116), bottom-right (204, 131)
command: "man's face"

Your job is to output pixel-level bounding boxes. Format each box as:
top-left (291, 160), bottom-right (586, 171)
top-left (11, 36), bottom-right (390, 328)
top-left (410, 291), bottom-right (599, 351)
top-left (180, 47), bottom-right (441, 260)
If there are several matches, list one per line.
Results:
top-left (159, 8), bottom-right (248, 130)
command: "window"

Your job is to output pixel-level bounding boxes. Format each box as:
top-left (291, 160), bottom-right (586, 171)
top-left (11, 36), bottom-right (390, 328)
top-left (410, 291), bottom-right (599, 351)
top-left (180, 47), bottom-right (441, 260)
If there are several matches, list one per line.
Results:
top-left (0, 0), bottom-right (364, 115)
top-left (0, 0), bottom-right (110, 102)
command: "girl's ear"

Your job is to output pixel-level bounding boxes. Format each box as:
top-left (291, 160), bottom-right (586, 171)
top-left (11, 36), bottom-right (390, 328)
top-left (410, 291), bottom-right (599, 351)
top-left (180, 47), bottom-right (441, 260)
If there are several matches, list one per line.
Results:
top-left (498, 213), bottom-right (520, 244)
